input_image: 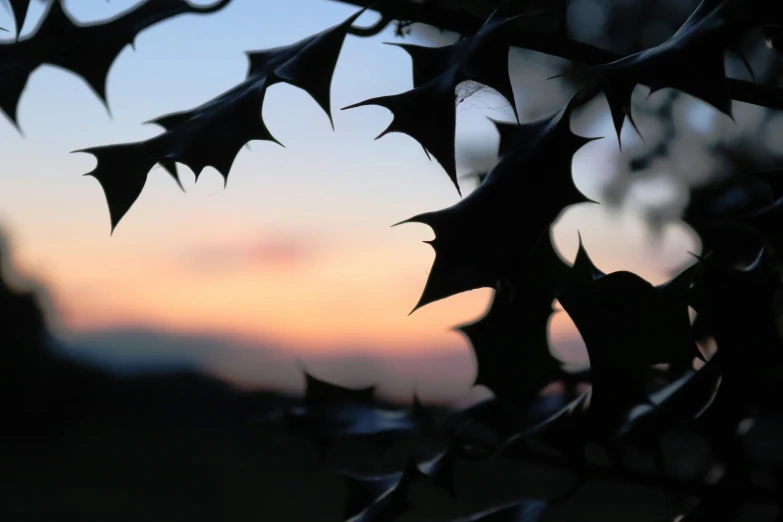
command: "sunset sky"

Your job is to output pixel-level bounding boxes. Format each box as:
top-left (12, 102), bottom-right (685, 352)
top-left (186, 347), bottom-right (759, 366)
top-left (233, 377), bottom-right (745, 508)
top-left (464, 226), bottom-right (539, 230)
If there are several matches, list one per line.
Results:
top-left (0, 0), bottom-right (706, 402)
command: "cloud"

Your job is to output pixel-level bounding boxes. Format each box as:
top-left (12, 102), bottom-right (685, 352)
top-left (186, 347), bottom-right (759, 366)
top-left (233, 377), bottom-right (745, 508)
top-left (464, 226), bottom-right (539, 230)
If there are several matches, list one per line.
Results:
top-left (182, 232), bottom-right (321, 272)
top-left (246, 236), bottom-right (313, 267)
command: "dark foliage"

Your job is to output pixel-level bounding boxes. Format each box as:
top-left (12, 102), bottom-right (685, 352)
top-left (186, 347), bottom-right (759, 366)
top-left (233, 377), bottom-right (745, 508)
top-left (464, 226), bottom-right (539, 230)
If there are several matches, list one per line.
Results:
top-left (4, 0), bottom-right (783, 520)
top-left (342, 4), bottom-right (524, 194)
top-left (75, 5), bottom-right (362, 231)
top-left (0, 0), bottom-right (232, 130)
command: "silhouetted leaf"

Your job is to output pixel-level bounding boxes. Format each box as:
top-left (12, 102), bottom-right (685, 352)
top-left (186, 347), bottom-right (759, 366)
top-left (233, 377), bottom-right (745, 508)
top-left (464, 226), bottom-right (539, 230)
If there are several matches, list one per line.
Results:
top-left (451, 453), bottom-right (577, 515)
top-left (285, 373), bottom-right (433, 462)
top-left (497, 390), bottom-right (592, 466)
top-left (582, 0), bottom-right (747, 145)
top-left (614, 354), bottom-right (723, 444)
top-left (681, 169), bottom-right (783, 268)
top-left (682, 173), bottom-right (772, 267)
top-left (348, 458), bottom-right (426, 522)
top-left (75, 8), bottom-right (363, 232)
top-left (440, 397), bottom-right (528, 449)
top-left (456, 233), bottom-right (569, 410)
top-left (0, 0), bottom-right (233, 128)
top-left (410, 394), bottom-right (439, 438)
top-left (738, 200), bottom-right (783, 267)
top-left (8, 0), bottom-right (30, 38)
top-left (342, 5), bottom-right (528, 194)
top-left (303, 372), bottom-right (376, 408)
top-left (340, 472), bottom-right (400, 521)
top-left (690, 248), bottom-right (783, 417)
top-left (396, 94), bottom-right (598, 312)
top-left (557, 239), bottom-right (702, 436)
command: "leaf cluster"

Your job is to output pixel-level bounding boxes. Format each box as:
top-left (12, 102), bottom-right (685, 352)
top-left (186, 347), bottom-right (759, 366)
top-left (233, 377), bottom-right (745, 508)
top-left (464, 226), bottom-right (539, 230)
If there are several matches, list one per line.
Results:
top-left (4, 0), bottom-right (783, 520)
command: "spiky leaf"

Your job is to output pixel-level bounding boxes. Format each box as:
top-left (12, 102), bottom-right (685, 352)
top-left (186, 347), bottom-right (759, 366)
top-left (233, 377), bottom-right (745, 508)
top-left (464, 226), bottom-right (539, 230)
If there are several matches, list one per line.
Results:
top-left (397, 94), bottom-right (597, 312)
top-left (75, 9), bottom-right (363, 232)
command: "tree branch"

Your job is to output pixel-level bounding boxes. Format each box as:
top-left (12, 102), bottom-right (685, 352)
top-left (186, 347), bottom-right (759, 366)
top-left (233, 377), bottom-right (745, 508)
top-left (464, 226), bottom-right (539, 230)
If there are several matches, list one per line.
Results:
top-left (332, 0), bottom-right (783, 111)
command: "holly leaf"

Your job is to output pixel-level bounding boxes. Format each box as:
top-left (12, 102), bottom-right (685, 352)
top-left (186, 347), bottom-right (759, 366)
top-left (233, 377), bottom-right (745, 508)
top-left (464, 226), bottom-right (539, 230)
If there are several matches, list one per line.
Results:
top-left (335, 443), bottom-right (479, 518)
top-left (737, 198), bottom-right (783, 266)
top-left (340, 472), bottom-right (400, 521)
top-left (439, 397), bottom-right (529, 449)
top-left (557, 239), bottom-right (702, 434)
top-left (74, 9), bottom-right (363, 232)
top-left (490, 117), bottom-right (530, 161)
top-left (286, 373), bottom-right (433, 462)
top-left (680, 169), bottom-right (783, 276)
top-left (691, 248), bottom-right (783, 413)
top-left (424, 443), bottom-right (463, 499)
top-left (683, 173), bottom-right (776, 226)
top-left (613, 353), bottom-right (723, 444)
top-left (581, 0), bottom-right (751, 146)
top-left (0, 0), bottom-right (233, 129)
top-left (409, 394), bottom-right (438, 438)
top-left (459, 119), bottom-right (520, 187)
top-left (342, 5), bottom-right (527, 194)
top-left (302, 371), bottom-right (376, 408)
top-left (395, 94), bottom-right (598, 312)
top-left (682, 172), bottom-right (773, 266)
top-left (456, 233), bottom-right (569, 410)
top-left (497, 390), bottom-right (592, 463)
top-left (284, 371), bottom-right (375, 459)
top-left (8, 0), bottom-right (31, 38)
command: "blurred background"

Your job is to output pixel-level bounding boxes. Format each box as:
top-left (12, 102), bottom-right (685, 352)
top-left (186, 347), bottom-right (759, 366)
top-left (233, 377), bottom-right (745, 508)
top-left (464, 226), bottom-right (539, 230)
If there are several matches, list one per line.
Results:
top-left (0, 0), bottom-right (779, 406)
